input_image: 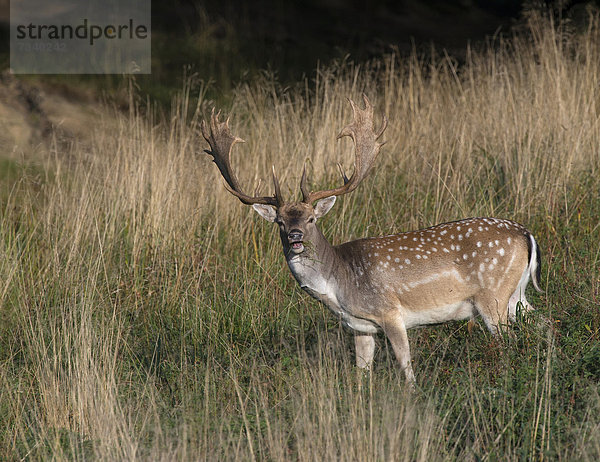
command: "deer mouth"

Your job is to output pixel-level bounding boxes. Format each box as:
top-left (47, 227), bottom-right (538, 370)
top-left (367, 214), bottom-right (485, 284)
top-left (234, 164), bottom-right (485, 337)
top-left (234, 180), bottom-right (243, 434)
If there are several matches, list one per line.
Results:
top-left (287, 230), bottom-right (304, 253)
top-left (290, 241), bottom-right (304, 253)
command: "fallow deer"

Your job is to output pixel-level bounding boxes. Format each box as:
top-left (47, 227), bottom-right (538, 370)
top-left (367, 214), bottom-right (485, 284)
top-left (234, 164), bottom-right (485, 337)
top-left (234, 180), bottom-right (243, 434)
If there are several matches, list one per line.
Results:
top-left (201, 95), bottom-right (543, 383)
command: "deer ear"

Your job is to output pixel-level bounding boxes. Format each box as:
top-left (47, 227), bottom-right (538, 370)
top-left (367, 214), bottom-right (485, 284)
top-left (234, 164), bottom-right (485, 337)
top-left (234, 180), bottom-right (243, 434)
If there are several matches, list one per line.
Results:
top-left (252, 204), bottom-right (277, 222)
top-left (314, 196), bottom-right (336, 218)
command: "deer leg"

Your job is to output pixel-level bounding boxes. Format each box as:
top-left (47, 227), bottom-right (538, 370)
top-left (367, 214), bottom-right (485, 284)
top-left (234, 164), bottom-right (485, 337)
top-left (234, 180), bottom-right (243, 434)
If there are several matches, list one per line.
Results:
top-left (354, 334), bottom-right (376, 369)
top-left (473, 290), bottom-right (510, 336)
top-left (467, 318), bottom-right (477, 334)
top-left (382, 315), bottom-right (416, 384)
top-left (508, 292), bottom-right (532, 321)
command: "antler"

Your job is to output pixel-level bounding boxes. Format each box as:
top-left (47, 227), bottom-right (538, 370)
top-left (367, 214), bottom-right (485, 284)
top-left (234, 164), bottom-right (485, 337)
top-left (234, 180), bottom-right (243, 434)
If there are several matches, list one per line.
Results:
top-left (201, 109), bottom-right (284, 207)
top-left (301, 94), bottom-right (388, 204)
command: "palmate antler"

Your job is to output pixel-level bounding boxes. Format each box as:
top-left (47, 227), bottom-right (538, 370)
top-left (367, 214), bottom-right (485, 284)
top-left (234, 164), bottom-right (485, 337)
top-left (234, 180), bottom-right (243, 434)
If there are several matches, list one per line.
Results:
top-left (202, 96), bottom-right (387, 207)
top-left (201, 109), bottom-right (284, 206)
top-left (300, 94), bottom-right (388, 204)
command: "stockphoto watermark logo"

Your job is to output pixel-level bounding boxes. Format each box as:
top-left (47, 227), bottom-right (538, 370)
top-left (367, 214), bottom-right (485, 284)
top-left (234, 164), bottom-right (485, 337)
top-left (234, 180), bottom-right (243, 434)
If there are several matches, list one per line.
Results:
top-left (10, 0), bottom-right (151, 74)
top-left (15, 19), bottom-right (149, 46)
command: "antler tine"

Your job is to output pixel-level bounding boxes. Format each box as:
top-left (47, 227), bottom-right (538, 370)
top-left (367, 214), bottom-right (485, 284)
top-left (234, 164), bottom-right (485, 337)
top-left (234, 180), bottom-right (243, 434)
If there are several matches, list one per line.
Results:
top-left (376, 114), bottom-right (388, 139)
top-left (302, 94), bottom-right (387, 204)
top-left (300, 164), bottom-right (310, 202)
top-left (336, 162), bottom-right (350, 185)
top-left (201, 109), bottom-right (282, 206)
top-left (271, 165), bottom-right (284, 207)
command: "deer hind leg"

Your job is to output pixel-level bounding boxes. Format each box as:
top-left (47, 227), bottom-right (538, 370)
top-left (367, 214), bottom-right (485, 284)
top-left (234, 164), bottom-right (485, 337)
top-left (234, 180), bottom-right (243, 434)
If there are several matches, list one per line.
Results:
top-left (508, 290), bottom-right (532, 321)
top-left (507, 267), bottom-right (535, 321)
top-left (473, 289), bottom-right (511, 336)
top-left (354, 334), bottom-right (376, 369)
top-left (381, 314), bottom-right (415, 384)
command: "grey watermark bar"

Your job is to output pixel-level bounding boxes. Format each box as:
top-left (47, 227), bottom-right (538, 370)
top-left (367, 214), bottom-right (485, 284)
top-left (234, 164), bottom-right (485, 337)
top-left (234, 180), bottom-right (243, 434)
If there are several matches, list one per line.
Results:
top-left (10, 0), bottom-right (151, 74)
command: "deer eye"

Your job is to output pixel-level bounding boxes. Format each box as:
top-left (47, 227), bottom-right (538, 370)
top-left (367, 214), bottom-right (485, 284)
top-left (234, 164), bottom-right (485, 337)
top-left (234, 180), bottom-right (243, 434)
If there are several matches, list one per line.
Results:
top-left (308, 216), bottom-right (315, 224)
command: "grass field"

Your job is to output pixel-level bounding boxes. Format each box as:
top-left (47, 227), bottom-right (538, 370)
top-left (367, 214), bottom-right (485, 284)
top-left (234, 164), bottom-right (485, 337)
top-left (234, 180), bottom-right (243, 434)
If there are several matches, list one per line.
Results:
top-left (1, 10), bottom-right (600, 460)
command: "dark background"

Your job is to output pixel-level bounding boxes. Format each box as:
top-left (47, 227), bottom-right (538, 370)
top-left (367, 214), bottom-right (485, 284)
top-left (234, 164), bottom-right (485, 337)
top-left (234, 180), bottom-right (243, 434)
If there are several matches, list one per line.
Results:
top-left (1, 1), bottom-right (598, 103)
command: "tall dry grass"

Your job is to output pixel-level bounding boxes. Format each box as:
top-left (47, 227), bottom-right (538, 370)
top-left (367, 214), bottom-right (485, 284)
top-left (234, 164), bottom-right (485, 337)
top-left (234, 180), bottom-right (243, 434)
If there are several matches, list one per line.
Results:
top-left (1, 9), bottom-right (600, 460)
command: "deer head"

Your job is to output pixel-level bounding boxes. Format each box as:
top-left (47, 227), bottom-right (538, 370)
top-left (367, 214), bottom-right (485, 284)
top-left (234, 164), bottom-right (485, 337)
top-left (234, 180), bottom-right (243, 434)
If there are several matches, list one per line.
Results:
top-left (201, 95), bottom-right (388, 259)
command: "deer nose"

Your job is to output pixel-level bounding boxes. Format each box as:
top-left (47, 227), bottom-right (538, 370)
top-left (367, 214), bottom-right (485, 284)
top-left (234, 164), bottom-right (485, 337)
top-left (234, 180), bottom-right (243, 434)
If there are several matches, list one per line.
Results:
top-left (288, 229), bottom-right (303, 242)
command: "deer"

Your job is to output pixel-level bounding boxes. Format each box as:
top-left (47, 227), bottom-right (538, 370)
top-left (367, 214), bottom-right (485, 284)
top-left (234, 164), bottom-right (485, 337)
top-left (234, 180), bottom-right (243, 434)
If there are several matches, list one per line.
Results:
top-left (201, 95), bottom-right (543, 384)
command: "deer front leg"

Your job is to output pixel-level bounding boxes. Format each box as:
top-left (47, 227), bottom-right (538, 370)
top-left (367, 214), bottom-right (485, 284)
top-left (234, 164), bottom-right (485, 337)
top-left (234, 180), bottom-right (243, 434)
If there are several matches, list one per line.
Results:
top-left (382, 314), bottom-right (416, 384)
top-left (354, 334), bottom-right (376, 369)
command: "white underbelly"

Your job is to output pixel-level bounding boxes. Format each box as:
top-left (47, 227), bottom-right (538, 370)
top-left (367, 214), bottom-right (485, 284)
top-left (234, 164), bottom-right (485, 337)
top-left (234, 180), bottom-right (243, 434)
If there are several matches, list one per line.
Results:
top-left (401, 301), bottom-right (476, 329)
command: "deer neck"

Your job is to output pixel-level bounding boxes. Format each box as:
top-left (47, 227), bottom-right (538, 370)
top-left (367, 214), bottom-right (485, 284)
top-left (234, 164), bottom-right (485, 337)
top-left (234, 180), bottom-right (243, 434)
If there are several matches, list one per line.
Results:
top-left (283, 227), bottom-right (381, 335)
top-left (284, 228), bottom-right (346, 305)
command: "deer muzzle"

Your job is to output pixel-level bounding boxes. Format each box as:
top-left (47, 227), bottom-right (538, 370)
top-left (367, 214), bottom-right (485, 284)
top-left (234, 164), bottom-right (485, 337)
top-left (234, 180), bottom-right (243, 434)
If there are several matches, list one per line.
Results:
top-left (288, 229), bottom-right (304, 253)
